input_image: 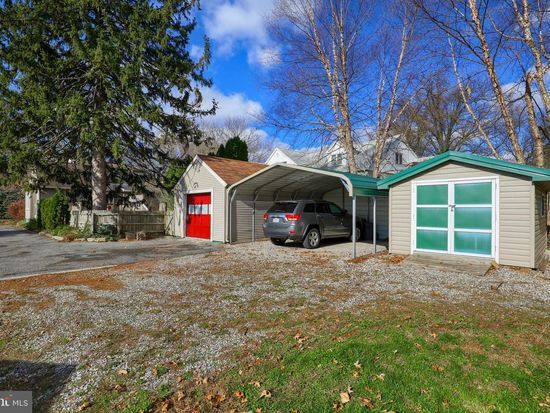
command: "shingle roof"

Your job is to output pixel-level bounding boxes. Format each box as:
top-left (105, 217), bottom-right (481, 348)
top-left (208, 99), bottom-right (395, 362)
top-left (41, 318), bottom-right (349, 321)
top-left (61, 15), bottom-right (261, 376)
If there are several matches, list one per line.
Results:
top-left (378, 151), bottom-right (550, 189)
top-left (198, 155), bottom-right (267, 185)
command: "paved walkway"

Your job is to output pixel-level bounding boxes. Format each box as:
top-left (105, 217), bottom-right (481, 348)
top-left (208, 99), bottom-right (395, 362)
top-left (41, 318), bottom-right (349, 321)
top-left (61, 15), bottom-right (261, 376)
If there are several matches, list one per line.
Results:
top-left (0, 225), bottom-right (220, 279)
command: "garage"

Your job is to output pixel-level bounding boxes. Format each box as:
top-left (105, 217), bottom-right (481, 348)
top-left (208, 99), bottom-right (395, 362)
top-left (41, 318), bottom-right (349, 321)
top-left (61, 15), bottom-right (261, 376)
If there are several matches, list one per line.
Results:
top-left (173, 155), bottom-right (266, 242)
top-left (186, 193), bottom-right (211, 239)
top-left (379, 151), bottom-right (550, 268)
top-left (226, 163), bottom-right (389, 258)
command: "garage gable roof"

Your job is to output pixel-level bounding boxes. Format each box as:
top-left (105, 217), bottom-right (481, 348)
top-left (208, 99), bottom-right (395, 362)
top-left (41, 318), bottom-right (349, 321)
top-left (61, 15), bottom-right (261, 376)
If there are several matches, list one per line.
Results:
top-left (197, 155), bottom-right (267, 186)
top-left (378, 151), bottom-right (550, 189)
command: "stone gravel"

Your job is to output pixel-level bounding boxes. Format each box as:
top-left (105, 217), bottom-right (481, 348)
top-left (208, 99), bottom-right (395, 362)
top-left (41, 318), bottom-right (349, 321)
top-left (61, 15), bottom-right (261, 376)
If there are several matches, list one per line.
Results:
top-left (0, 240), bottom-right (548, 412)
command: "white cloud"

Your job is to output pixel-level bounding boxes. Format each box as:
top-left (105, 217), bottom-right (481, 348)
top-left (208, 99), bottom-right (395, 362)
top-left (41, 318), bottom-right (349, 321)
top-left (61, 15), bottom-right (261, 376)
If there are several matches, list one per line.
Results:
top-left (201, 86), bottom-right (264, 125)
top-left (189, 44), bottom-right (204, 61)
top-left (202, 0), bottom-right (277, 67)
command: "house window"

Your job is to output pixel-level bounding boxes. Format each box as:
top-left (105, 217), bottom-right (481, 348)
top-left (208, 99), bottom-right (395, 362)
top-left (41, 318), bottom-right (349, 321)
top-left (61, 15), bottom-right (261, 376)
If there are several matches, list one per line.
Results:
top-left (541, 193), bottom-right (547, 217)
top-left (331, 153), bottom-right (343, 166)
top-left (395, 152), bottom-right (403, 165)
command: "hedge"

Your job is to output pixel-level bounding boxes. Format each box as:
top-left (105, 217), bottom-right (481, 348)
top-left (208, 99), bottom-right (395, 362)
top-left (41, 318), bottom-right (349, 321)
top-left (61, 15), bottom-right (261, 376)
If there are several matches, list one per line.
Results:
top-left (39, 191), bottom-right (69, 230)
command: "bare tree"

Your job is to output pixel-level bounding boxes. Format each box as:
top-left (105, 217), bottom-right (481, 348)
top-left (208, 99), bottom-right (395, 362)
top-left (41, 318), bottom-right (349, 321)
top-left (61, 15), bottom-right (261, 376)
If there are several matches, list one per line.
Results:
top-left (267, 0), bottom-right (374, 173)
top-left (372, 2), bottom-right (417, 177)
top-left (202, 117), bottom-right (274, 162)
top-left (395, 74), bottom-right (492, 156)
top-left (449, 38), bottom-right (501, 158)
top-left (524, 73), bottom-right (546, 166)
top-left (508, 0), bottom-right (550, 122)
top-left (415, 0), bottom-right (528, 162)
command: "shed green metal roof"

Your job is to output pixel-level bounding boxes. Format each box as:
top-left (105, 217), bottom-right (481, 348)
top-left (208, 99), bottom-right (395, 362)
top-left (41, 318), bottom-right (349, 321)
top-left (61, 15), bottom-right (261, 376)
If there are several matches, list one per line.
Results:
top-left (378, 151), bottom-right (550, 189)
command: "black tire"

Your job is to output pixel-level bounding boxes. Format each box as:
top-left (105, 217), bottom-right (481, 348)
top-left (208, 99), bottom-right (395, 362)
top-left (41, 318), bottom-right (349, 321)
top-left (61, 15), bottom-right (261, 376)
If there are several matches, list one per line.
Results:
top-left (303, 228), bottom-right (321, 249)
top-left (349, 226), bottom-right (361, 242)
top-left (270, 238), bottom-right (286, 246)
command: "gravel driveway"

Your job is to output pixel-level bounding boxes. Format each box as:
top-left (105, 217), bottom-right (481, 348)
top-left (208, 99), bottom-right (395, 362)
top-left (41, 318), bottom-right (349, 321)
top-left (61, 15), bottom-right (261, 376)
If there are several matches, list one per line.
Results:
top-left (0, 225), bottom-right (220, 278)
top-left (0, 240), bottom-right (548, 412)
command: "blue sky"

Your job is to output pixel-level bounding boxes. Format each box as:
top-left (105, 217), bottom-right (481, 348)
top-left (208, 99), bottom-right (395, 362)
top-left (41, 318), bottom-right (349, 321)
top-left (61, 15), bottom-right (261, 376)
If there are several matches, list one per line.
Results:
top-left (189, 0), bottom-right (278, 141)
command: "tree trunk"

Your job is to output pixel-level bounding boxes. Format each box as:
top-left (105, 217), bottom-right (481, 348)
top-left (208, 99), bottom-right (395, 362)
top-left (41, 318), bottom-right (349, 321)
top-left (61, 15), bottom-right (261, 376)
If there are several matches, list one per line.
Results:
top-left (512, 0), bottom-right (550, 124)
top-left (91, 147), bottom-right (107, 210)
top-left (467, 0), bottom-right (526, 163)
top-left (448, 37), bottom-right (500, 159)
top-left (525, 75), bottom-right (545, 167)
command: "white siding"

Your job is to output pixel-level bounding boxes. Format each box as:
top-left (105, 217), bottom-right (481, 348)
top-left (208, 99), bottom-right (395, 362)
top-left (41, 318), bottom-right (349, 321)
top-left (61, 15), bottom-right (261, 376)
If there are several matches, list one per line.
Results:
top-left (389, 161), bottom-right (534, 267)
top-left (173, 159), bottom-right (227, 242)
top-left (534, 185), bottom-right (547, 268)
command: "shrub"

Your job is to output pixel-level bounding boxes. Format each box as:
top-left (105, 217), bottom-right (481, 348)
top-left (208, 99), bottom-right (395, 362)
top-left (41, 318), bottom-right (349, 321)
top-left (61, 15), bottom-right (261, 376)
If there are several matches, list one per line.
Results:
top-left (39, 191), bottom-right (69, 230)
top-left (7, 199), bottom-right (25, 221)
top-left (0, 188), bottom-right (22, 219)
top-left (24, 218), bottom-right (39, 231)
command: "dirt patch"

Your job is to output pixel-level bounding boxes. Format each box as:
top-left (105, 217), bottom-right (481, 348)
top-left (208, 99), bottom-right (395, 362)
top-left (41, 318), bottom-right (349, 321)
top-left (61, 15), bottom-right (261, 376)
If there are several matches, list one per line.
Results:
top-left (349, 250), bottom-right (406, 265)
top-left (0, 269), bottom-right (124, 292)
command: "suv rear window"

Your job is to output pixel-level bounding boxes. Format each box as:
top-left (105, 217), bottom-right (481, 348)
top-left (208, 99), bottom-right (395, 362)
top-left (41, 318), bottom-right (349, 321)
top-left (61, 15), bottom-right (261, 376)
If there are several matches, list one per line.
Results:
top-left (267, 202), bottom-right (298, 213)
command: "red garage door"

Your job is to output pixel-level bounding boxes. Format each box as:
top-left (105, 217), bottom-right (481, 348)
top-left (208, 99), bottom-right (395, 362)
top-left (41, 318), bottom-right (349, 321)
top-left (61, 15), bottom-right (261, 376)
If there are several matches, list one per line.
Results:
top-left (186, 193), bottom-right (211, 239)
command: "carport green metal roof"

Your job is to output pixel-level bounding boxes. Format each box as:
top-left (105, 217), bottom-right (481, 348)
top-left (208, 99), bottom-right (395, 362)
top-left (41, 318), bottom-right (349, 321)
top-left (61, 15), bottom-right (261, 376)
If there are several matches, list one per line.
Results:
top-left (378, 151), bottom-right (550, 189)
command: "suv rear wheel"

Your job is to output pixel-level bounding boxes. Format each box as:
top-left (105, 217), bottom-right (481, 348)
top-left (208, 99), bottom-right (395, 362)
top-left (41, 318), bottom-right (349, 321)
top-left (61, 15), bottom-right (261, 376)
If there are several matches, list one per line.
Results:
top-left (350, 226), bottom-right (361, 242)
top-left (303, 228), bottom-right (321, 249)
top-left (270, 238), bottom-right (286, 246)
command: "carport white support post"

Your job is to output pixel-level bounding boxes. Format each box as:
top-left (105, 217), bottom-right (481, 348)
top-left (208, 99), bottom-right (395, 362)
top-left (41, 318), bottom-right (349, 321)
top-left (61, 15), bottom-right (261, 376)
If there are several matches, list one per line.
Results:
top-left (229, 188), bottom-right (238, 244)
top-left (373, 196), bottom-right (377, 254)
top-left (352, 194), bottom-right (357, 259)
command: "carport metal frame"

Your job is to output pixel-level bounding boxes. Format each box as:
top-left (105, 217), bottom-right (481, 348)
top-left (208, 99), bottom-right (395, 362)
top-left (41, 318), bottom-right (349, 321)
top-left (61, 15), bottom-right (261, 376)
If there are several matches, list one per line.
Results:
top-left (227, 163), bottom-right (388, 258)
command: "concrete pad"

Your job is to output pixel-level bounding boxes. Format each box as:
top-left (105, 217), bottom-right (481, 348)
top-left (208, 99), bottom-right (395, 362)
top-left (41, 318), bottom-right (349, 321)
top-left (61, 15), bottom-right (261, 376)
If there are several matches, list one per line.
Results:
top-left (404, 252), bottom-right (493, 277)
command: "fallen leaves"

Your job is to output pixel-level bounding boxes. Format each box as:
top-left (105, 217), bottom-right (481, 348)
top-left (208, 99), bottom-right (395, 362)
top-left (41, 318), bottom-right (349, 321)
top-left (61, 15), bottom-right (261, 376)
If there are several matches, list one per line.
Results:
top-left (340, 387), bottom-right (353, 404)
top-left (78, 401), bottom-right (91, 411)
top-left (354, 360), bottom-right (362, 369)
top-left (360, 397), bottom-right (374, 408)
top-left (375, 373), bottom-right (385, 381)
top-left (116, 368), bottom-right (128, 376)
top-left (259, 389), bottom-right (272, 399)
top-left (431, 364), bottom-right (445, 372)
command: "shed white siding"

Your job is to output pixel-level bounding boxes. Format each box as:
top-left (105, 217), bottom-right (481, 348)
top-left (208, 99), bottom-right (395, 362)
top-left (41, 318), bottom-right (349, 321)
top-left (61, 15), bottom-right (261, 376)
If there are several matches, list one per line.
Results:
top-left (389, 161), bottom-right (535, 267)
top-left (174, 159), bottom-right (227, 242)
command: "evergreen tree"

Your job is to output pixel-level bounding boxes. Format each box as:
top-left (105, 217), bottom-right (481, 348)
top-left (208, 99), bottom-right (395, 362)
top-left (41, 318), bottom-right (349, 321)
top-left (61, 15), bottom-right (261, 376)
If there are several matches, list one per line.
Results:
top-left (217, 137), bottom-right (248, 161)
top-left (0, 0), bottom-right (214, 208)
top-left (215, 143), bottom-right (226, 158)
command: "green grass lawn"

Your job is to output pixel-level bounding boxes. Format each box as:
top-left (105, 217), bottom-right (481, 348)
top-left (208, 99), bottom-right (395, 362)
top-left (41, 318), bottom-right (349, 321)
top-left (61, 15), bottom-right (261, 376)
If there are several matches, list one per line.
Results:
top-left (154, 301), bottom-right (549, 413)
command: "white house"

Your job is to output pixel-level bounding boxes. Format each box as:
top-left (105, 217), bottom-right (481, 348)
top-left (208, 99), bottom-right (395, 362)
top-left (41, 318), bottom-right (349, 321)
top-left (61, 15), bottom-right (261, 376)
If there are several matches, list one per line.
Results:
top-left (265, 136), bottom-right (419, 176)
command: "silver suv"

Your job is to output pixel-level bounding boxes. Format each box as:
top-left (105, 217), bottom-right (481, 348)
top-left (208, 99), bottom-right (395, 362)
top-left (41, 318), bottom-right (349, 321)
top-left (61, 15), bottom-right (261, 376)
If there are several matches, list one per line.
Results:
top-left (263, 200), bottom-right (364, 249)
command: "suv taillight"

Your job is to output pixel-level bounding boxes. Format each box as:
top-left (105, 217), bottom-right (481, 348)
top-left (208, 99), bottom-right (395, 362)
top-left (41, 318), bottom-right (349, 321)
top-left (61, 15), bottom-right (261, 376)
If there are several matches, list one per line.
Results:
top-left (263, 213), bottom-right (268, 220)
top-left (285, 214), bottom-right (301, 221)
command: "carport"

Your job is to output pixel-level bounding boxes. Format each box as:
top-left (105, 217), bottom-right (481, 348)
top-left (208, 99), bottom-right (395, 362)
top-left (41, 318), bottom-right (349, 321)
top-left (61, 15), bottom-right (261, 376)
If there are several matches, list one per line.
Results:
top-left (227, 163), bottom-right (388, 258)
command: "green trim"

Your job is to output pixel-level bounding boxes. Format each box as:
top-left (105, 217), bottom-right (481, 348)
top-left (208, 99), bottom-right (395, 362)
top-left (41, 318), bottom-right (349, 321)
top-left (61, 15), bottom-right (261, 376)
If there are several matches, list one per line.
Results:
top-left (378, 151), bottom-right (550, 189)
top-left (315, 167), bottom-right (388, 197)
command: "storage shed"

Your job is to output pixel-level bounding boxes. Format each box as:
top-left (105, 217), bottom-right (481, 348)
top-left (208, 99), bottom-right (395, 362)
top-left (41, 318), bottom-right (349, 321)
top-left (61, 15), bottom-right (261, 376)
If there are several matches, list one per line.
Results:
top-left (378, 151), bottom-right (550, 269)
top-left (173, 155), bottom-right (266, 242)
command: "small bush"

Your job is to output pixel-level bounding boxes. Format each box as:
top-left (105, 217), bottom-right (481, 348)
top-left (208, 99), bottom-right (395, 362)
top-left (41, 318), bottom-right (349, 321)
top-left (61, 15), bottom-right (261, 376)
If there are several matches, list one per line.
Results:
top-left (39, 191), bottom-right (69, 230)
top-left (24, 218), bottom-right (39, 231)
top-left (7, 199), bottom-right (24, 221)
top-left (50, 225), bottom-right (91, 240)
